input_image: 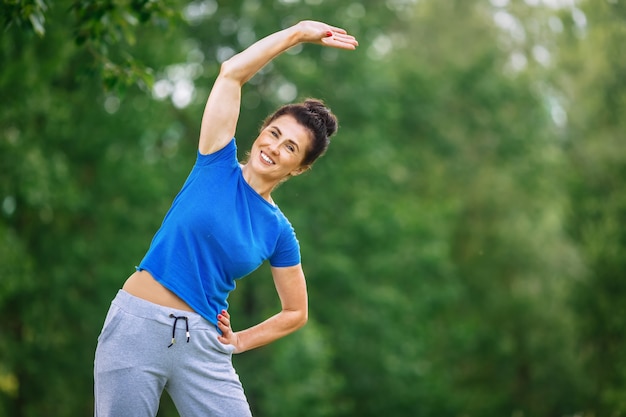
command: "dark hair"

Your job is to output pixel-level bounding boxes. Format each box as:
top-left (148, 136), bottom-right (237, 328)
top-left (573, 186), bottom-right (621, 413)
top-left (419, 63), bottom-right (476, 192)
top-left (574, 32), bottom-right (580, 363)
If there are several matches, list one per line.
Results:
top-left (261, 98), bottom-right (338, 167)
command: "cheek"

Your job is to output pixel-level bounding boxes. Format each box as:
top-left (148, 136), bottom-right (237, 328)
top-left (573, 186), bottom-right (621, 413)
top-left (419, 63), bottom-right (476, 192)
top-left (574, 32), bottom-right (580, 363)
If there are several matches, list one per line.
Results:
top-left (296, 150), bottom-right (309, 167)
top-left (290, 152), bottom-right (306, 168)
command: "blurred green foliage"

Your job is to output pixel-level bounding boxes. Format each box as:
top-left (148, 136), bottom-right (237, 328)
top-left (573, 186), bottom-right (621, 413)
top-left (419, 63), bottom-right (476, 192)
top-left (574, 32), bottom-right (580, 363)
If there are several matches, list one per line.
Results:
top-left (1, 0), bottom-right (625, 416)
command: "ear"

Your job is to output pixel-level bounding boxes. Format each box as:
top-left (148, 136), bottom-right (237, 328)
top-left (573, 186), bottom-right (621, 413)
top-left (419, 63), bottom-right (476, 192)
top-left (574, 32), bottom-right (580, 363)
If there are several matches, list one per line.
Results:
top-left (290, 165), bottom-right (310, 177)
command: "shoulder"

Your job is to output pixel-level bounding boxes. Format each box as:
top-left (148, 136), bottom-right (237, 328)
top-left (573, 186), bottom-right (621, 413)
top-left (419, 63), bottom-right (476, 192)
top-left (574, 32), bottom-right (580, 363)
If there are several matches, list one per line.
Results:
top-left (195, 138), bottom-right (238, 167)
top-left (273, 207), bottom-right (298, 242)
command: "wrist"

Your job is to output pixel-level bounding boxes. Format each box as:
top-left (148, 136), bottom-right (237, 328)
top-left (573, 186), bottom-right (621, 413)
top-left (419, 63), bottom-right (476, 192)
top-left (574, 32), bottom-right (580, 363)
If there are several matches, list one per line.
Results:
top-left (284, 24), bottom-right (305, 46)
top-left (232, 331), bottom-right (245, 354)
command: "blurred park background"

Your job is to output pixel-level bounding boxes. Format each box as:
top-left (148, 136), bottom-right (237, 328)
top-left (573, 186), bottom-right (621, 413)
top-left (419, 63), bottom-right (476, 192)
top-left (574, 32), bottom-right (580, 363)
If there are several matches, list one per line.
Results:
top-left (1, 0), bottom-right (625, 416)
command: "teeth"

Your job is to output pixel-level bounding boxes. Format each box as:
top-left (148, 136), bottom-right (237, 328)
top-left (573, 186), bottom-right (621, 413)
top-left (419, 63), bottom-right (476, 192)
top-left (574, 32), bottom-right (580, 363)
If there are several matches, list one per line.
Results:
top-left (261, 151), bottom-right (275, 165)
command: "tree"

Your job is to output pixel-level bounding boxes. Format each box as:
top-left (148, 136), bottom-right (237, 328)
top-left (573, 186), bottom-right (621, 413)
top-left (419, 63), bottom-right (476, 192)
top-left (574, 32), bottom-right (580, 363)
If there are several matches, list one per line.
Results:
top-left (556, 0), bottom-right (626, 413)
top-left (2, 0), bottom-right (624, 415)
top-left (1, 1), bottom-right (189, 415)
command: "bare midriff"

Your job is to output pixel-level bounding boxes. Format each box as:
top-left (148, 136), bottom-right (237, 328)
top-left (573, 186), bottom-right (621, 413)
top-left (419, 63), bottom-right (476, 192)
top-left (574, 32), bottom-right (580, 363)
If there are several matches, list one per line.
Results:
top-left (122, 270), bottom-right (195, 312)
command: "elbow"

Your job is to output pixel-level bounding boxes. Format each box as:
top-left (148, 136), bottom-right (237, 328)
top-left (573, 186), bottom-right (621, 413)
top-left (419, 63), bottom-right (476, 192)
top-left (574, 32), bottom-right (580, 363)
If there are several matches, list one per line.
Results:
top-left (219, 59), bottom-right (244, 84)
top-left (219, 59), bottom-right (235, 79)
top-left (298, 310), bottom-right (308, 329)
top-left (219, 59), bottom-right (234, 77)
top-left (290, 308), bottom-right (308, 331)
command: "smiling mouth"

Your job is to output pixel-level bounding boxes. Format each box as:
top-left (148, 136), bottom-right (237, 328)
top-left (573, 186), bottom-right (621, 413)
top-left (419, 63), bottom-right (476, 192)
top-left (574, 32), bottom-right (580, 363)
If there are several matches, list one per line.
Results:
top-left (260, 151), bottom-right (275, 165)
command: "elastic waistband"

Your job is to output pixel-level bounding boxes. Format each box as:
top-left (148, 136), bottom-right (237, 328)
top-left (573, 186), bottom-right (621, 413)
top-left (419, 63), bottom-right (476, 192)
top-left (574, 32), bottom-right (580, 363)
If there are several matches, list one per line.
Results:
top-left (112, 289), bottom-right (214, 330)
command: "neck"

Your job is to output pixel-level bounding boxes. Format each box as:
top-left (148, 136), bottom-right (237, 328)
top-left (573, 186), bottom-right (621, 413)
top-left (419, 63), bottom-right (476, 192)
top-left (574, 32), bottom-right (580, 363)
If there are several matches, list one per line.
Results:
top-left (241, 164), bottom-right (275, 203)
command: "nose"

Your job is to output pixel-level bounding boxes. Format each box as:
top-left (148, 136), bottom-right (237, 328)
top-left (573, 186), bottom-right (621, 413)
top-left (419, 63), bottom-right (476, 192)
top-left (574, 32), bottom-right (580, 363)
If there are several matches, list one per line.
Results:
top-left (268, 142), bottom-right (280, 154)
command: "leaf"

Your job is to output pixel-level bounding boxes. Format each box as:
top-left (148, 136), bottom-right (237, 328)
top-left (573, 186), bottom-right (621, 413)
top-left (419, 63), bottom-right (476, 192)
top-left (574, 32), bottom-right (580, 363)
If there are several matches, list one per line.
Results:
top-left (28, 11), bottom-right (45, 36)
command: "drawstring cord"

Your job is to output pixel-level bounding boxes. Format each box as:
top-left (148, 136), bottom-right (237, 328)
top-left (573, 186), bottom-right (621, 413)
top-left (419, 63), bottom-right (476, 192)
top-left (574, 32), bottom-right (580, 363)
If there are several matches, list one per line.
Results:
top-left (168, 314), bottom-right (190, 348)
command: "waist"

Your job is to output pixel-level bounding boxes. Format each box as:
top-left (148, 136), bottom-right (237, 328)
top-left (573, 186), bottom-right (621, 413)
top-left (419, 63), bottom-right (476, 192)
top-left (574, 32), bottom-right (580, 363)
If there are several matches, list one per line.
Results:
top-left (122, 270), bottom-right (195, 313)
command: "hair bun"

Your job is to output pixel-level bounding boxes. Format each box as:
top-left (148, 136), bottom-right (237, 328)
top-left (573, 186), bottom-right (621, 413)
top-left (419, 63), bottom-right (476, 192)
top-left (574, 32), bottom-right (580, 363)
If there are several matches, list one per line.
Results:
top-left (304, 99), bottom-right (338, 138)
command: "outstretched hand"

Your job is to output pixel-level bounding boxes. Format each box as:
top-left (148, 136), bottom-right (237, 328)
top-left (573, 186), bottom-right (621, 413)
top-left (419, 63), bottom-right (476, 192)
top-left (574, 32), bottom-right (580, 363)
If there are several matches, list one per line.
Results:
top-left (296, 20), bottom-right (359, 50)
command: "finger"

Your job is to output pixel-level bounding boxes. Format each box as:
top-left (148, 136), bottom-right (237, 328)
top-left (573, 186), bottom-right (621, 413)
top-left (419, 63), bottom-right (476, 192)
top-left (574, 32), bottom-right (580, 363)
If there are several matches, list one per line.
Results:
top-left (324, 31), bottom-right (358, 44)
top-left (322, 37), bottom-right (358, 50)
top-left (217, 313), bottom-right (230, 327)
top-left (217, 322), bottom-right (232, 338)
top-left (333, 32), bottom-right (358, 44)
top-left (326, 25), bottom-right (348, 35)
top-left (218, 310), bottom-right (230, 322)
top-left (324, 32), bottom-right (355, 42)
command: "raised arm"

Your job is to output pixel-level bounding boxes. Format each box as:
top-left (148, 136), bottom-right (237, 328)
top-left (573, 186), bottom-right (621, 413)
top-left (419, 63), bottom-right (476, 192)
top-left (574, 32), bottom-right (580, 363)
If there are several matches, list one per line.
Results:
top-left (198, 20), bottom-right (358, 155)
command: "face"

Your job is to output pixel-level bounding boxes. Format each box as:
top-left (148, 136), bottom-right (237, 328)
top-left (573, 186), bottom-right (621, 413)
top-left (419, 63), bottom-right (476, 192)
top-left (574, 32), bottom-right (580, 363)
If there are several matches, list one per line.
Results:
top-left (248, 114), bottom-right (312, 181)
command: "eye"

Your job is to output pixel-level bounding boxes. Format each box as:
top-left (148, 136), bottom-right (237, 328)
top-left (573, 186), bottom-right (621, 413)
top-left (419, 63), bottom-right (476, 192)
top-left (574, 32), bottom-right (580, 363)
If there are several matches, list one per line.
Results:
top-left (286, 144), bottom-right (295, 152)
top-left (271, 130), bottom-right (279, 138)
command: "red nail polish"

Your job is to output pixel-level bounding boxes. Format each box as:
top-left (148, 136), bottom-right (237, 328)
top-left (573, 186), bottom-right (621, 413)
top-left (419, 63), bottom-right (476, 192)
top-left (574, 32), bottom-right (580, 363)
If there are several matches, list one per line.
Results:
top-left (326, 31), bottom-right (333, 37)
top-left (217, 314), bottom-right (222, 320)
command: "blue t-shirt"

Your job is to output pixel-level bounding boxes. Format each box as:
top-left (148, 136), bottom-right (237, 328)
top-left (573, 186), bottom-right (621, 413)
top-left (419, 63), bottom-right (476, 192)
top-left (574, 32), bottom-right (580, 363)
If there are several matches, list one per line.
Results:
top-left (137, 139), bottom-right (301, 325)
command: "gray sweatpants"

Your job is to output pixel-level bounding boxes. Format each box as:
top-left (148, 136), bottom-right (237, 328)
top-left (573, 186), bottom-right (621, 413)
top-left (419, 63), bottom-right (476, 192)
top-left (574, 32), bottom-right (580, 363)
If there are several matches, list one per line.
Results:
top-left (94, 290), bottom-right (252, 417)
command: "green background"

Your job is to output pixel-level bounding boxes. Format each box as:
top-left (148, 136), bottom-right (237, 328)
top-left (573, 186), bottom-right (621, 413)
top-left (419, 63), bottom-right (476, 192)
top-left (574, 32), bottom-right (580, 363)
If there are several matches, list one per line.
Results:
top-left (1, 0), bottom-right (625, 415)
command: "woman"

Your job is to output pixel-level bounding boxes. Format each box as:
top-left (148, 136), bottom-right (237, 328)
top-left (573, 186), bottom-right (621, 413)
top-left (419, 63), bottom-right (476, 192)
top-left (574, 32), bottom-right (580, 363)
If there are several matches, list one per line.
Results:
top-left (94, 20), bottom-right (358, 416)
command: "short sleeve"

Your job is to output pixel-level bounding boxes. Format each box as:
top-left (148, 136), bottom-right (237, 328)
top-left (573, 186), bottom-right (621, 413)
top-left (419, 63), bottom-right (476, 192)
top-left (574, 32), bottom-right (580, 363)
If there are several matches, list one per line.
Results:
top-left (269, 219), bottom-right (301, 267)
top-left (195, 138), bottom-right (238, 167)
